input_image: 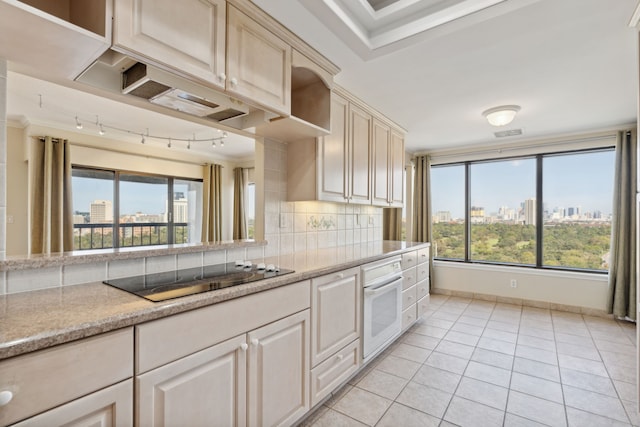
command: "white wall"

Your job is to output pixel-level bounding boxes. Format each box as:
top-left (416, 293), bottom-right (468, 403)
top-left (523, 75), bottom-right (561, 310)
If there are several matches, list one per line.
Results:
top-left (0, 59), bottom-right (6, 260)
top-left (6, 125), bottom-right (28, 255)
top-left (433, 254), bottom-right (609, 312)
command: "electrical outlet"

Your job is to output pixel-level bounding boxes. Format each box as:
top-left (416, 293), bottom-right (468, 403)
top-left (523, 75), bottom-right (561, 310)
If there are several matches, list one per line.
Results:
top-left (510, 279), bottom-right (517, 288)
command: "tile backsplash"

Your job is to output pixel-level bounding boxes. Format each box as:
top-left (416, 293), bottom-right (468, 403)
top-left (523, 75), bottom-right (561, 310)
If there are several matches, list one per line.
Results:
top-left (263, 138), bottom-right (383, 257)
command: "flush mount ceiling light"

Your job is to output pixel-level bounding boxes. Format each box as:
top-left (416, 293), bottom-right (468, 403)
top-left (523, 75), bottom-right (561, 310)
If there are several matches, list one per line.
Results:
top-left (482, 105), bottom-right (521, 127)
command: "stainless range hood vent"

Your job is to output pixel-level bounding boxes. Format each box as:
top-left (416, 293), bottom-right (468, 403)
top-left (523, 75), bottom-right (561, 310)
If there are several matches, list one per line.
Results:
top-left (121, 61), bottom-right (249, 122)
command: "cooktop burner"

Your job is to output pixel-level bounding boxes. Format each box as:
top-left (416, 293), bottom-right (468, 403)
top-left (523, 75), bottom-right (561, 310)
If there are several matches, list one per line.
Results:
top-left (103, 262), bottom-right (294, 302)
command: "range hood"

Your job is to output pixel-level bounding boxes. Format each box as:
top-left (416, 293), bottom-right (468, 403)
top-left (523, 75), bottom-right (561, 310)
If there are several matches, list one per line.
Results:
top-left (121, 62), bottom-right (249, 122)
top-left (76, 50), bottom-right (250, 126)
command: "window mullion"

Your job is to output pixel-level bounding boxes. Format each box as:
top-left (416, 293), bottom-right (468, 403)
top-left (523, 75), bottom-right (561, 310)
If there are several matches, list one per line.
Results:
top-left (465, 162), bottom-right (471, 262)
top-left (536, 155), bottom-right (543, 268)
top-left (114, 172), bottom-right (120, 248)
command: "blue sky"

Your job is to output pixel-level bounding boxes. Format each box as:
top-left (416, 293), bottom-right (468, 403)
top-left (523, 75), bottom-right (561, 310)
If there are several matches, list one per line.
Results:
top-left (431, 150), bottom-right (616, 219)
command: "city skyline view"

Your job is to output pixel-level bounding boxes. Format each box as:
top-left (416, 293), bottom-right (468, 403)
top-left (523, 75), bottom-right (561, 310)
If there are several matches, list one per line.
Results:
top-left (431, 150), bottom-right (615, 220)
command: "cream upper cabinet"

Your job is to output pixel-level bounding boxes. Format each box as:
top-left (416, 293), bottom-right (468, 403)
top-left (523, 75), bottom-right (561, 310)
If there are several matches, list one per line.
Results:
top-left (248, 310), bottom-right (310, 427)
top-left (227, 4), bottom-right (292, 116)
top-left (373, 120), bottom-right (404, 207)
top-left (390, 130), bottom-right (405, 207)
top-left (349, 103), bottom-right (373, 205)
top-left (0, 0), bottom-right (111, 80)
top-left (113, 0), bottom-right (226, 88)
top-left (137, 334), bottom-right (247, 427)
top-left (317, 92), bottom-right (349, 202)
top-left (372, 118), bottom-right (391, 206)
top-left (287, 88), bottom-right (404, 206)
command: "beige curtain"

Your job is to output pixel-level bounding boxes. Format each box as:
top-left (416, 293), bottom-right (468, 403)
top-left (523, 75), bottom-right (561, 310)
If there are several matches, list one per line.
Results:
top-left (383, 208), bottom-right (402, 240)
top-left (30, 137), bottom-right (74, 254)
top-left (412, 155), bottom-right (432, 242)
top-left (607, 130), bottom-right (637, 320)
top-left (233, 167), bottom-right (247, 239)
top-left (201, 164), bottom-right (223, 242)
top-left (412, 154), bottom-right (433, 289)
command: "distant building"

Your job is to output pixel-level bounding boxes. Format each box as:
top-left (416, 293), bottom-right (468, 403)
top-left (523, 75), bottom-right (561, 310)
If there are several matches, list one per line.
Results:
top-left (164, 192), bottom-right (189, 223)
top-left (470, 206), bottom-right (485, 224)
top-left (434, 211), bottom-right (451, 223)
top-left (90, 200), bottom-right (113, 223)
top-left (524, 198), bottom-right (536, 225)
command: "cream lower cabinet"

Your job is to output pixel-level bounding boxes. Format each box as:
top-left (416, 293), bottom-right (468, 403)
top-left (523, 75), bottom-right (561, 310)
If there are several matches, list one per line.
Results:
top-left (400, 246), bottom-right (430, 329)
top-left (135, 281), bottom-right (311, 427)
top-left (137, 334), bottom-right (247, 427)
top-left (137, 310), bottom-right (309, 427)
top-left (0, 328), bottom-right (133, 426)
top-left (309, 267), bottom-right (361, 406)
top-left (12, 380), bottom-right (133, 427)
top-left (248, 310), bottom-right (310, 427)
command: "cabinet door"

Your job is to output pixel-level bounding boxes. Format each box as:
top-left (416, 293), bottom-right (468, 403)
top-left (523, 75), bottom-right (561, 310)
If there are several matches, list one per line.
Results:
top-left (349, 104), bottom-right (372, 204)
top-left (311, 267), bottom-right (361, 366)
top-left (372, 119), bottom-right (391, 206)
top-left (390, 130), bottom-right (405, 207)
top-left (227, 5), bottom-right (291, 115)
top-left (137, 335), bottom-right (247, 427)
top-left (13, 380), bottom-right (133, 427)
top-left (113, 0), bottom-right (226, 88)
top-left (248, 310), bottom-right (310, 427)
top-left (318, 92), bottom-right (349, 202)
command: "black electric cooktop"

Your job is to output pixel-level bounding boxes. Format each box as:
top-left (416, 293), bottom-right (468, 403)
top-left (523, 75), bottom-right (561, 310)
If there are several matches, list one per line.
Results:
top-left (104, 262), bottom-right (294, 302)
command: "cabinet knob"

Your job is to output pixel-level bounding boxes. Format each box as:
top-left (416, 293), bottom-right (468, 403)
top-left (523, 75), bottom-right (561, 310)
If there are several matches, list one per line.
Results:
top-left (421, 287), bottom-right (426, 292)
top-left (336, 273), bottom-right (344, 279)
top-left (239, 343), bottom-right (248, 352)
top-left (251, 338), bottom-right (260, 346)
top-left (421, 253), bottom-right (427, 258)
top-left (407, 258), bottom-right (413, 263)
top-left (230, 77), bottom-right (238, 86)
top-left (336, 354), bottom-right (344, 361)
top-left (0, 390), bottom-right (13, 407)
top-left (218, 72), bottom-right (227, 82)
top-left (408, 296), bottom-right (413, 300)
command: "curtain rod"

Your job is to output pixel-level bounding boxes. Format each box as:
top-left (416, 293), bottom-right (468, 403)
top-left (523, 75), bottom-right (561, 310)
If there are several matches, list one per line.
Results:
top-left (424, 132), bottom-right (621, 162)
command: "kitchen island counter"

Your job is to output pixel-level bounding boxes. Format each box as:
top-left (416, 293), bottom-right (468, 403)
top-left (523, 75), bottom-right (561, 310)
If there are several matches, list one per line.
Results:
top-left (0, 241), bottom-right (429, 360)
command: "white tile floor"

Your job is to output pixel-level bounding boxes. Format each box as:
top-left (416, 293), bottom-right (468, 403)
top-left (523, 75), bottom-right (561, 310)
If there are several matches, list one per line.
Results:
top-left (301, 295), bottom-right (638, 427)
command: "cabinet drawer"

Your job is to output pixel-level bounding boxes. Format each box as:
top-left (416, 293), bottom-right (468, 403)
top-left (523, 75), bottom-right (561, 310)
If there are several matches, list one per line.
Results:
top-left (310, 340), bottom-right (360, 407)
top-left (417, 264), bottom-right (429, 283)
top-left (417, 247), bottom-right (430, 264)
top-left (136, 280), bottom-right (310, 373)
top-left (402, 266), bottom-right (416, 290)
top-left (402, 285), bottom-right (417, 311)
top-left (402, 305), bottom-right (417, 331)
top-left (0, 328), bottom-right (133, 426)
top-left (416, 279), bottom-right (429, 300)
top-left (401, 251), bottom-right (418, 270)
top-left (417, 295), bottom-right (431, 318)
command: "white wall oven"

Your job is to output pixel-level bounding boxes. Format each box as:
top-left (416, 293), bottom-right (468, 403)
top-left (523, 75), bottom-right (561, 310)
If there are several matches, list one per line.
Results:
top-left (361, 256), bottom-right (403, 361)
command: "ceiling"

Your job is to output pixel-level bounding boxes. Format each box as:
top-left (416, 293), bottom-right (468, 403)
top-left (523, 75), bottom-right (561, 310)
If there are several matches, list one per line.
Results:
top-left (256, 0), bottom-right (639, 153)
top-left (6, 72), bottom-right (256, 161)
top-left (6, 0), bottom-right (639, 157)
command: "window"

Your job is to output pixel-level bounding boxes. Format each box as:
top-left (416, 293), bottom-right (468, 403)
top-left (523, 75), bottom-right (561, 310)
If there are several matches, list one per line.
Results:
top-left (72, 167), bottom-right (203, 250)
top-left (430, 147), bottom-right (615, 272)
top-left (431, 164), bottom-right (465, 259)
top-left (470, 158), bottom-right (536, 265)
top-left (542, 150), bottom-right (615, 270)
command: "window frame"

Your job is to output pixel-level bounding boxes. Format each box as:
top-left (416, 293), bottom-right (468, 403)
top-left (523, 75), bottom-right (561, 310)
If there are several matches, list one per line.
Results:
top-left (430, 146), bottom-right (615, 274)
top-left (71, 165), bottom-right (203, 250)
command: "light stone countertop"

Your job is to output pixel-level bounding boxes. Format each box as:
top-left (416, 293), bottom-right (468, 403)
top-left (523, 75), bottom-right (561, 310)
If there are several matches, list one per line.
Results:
top-left (0, 240), bottom-right (266, 272)
top-left (0, 241), bottom-right (429, 360)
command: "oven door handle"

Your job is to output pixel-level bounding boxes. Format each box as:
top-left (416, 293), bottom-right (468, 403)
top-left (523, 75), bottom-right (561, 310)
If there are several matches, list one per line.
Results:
top-left (364, 277), bottom-right (402, 296)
